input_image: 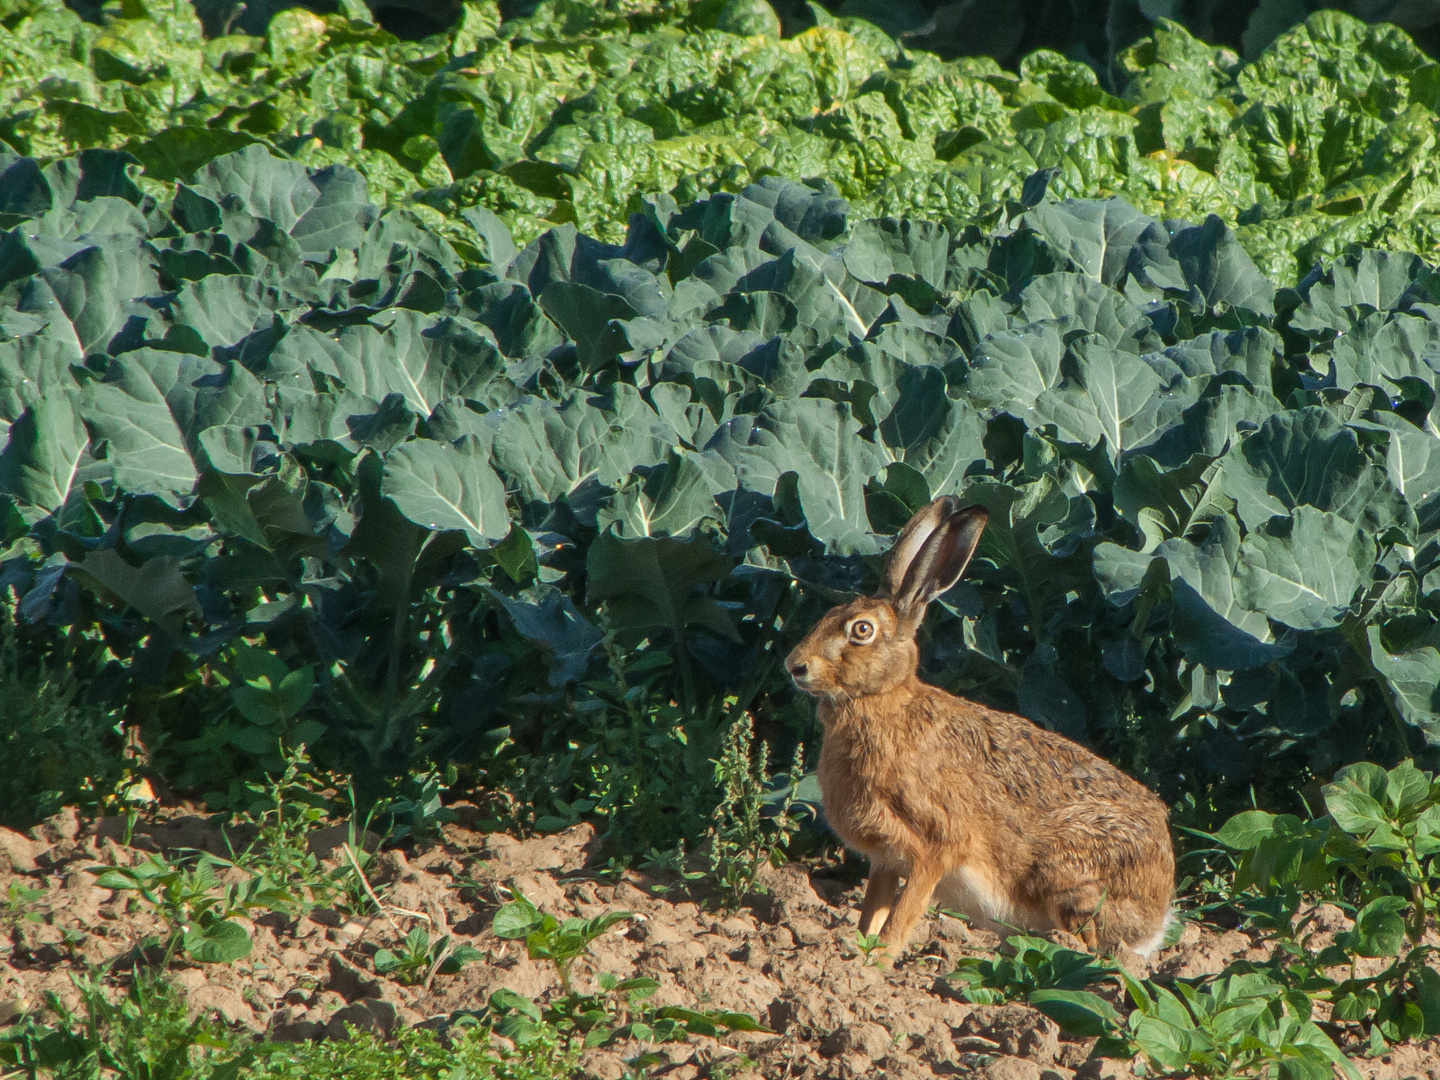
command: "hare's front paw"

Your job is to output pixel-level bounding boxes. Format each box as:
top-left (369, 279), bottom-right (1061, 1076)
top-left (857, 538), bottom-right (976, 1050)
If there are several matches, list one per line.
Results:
top-left (1045, 927), bottom-right (1091, 953)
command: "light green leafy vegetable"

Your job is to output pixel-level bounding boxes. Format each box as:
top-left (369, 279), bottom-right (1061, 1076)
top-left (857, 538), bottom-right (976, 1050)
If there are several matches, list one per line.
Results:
top-left (9, 3), bottom-right (1440, 281)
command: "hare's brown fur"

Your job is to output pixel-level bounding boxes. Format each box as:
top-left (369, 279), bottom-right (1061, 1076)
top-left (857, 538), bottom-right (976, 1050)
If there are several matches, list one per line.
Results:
top-left (786, 499), bottom-right (1173, 960)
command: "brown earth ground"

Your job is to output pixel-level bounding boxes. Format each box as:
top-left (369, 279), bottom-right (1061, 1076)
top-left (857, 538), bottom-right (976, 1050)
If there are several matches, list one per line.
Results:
top-left (4, 807), bottom-right (1440, 1080)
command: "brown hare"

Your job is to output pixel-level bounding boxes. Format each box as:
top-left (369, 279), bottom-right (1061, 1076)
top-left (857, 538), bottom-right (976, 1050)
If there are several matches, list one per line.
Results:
top-left (785, 496), bottom-right (1174, 961)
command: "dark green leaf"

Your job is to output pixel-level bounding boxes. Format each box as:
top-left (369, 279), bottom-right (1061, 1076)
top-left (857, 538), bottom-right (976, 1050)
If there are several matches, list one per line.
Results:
top-left (183, 919), bottom-right (253, 964)
top-left (1350, 895), bottom-right (1408, 957)
top-left (1028, 990), bottom-right (1120, 1037)
top-left (382, 436), bottom-right (510, 546)
top-left (492, 898), bottom-right (544, 940)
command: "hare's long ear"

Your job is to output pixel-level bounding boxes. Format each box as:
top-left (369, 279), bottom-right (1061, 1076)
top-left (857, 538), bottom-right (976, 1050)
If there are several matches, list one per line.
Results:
top-left (877, 496), bottom-right (959, 600)
top-left (889, 505), bottom-right (988, 615)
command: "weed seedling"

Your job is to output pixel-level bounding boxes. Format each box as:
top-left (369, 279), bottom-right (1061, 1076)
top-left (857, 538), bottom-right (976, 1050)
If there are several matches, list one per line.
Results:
top-left (702, 1052), bottom-right (758, 1080)
top-left (854, 931), bottom-right (889, 966)
top-left (0, 968), bottom-right (581, 1080)
top-left (949, 933), bottom-right (1121, 1005)
top-left (371, 766), bottom-right (458, 847)
top-left (90, 852), bottom-right (269, 966)
top-left (639, 840), bottom-right (705, 897)
top-left (3, 882), bottom-right (45, 925)
top-left (87, 761), bottom-right (358, 969)
top-left (491, 888), bottom-right (631, 994)
top-left (373, 926), bottom-right (483, 986)
top-left (594, 855), bottom-right (632, 884)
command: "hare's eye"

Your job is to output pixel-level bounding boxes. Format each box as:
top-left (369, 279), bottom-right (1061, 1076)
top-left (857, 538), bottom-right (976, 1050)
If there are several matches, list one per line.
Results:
top-left (848, 619), bottom-right (875, 644)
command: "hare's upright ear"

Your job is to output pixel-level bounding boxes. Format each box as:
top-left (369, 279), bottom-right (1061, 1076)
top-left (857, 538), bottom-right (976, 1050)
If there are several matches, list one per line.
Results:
top-left (878, 496), bottom-right (959, 600)
top-left (880, 501), bottom-right (987, 616)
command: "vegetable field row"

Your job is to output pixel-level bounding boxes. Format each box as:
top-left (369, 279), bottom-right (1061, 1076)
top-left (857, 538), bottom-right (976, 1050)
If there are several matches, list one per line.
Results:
top-left (4, 127), bottom-right (1440, 829)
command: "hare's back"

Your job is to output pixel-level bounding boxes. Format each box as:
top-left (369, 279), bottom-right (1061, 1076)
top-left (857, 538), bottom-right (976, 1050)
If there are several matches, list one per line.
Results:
top-left (939, 694), bottom-right (1165, 820)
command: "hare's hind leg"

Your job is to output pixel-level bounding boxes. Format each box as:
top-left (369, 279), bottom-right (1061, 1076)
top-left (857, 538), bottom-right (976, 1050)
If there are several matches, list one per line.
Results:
top-left (858, 863), bottom-right (900, 937)
top-left (1050, 881), bottom-right (1106, 952)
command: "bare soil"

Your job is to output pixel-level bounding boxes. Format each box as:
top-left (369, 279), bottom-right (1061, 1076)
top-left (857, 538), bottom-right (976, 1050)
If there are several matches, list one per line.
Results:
top-left (4, 808), bottom-right (1440, 1080)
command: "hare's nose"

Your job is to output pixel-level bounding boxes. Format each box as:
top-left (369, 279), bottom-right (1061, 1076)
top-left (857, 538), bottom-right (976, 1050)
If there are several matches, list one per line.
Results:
top-left (788, 662), bottom-right (808, 679)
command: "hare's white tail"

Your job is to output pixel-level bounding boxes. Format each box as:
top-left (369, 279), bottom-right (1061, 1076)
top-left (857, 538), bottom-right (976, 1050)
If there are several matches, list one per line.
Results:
top-left (1133, 906), bottom-right (1176, 957)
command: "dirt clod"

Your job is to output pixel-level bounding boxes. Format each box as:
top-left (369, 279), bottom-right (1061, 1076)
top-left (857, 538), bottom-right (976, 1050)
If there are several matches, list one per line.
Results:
top-left (977, 1057), bottom-right (1043, 1080)
top-left (957, 1004), bottom-right (1059, 1062)
top-left (0, 828), bottom-right (39, 873)
top-left (325, 999), bottom-right (398, 1039)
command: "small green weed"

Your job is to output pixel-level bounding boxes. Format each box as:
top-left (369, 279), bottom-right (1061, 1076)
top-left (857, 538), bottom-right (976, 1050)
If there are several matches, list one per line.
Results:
top-left (373, 766), bottom-right (458, 848)
top-left (701, 1053), bottom-right (758, 1080)
top-left (90, 852), bottom-right (280, 966)
top-left (240, 1019), bottom-right (576, 1080)
top-left (517, 638), bottom-right (725, 854)
top-left (221, 747), bottom-right (375, 916)
top-left (373, 926), bottom-right (483, 986)
top-left (4, 882), bottom-right (45, 925)
top-left (88, 750), bottom-right (383, 968)
top-left (487, 975), bottom-right (765, 1053)
top-left (853, 931), bottom-right (888, 966)
top-left (639, 841), bottom-right (706, 896)
top-left (594, 856), bottom-right (633, 884)
top-left (950, 934), bottom-right (1122, 1005)
top-left (491, 888), bottom-right (632, 995)
top-left (707, 714), bottom-right (804, 911)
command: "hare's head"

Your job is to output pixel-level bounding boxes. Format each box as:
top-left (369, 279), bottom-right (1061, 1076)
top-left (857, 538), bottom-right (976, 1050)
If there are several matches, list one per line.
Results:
top-left (785, 497), bottom-right (987, 700)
